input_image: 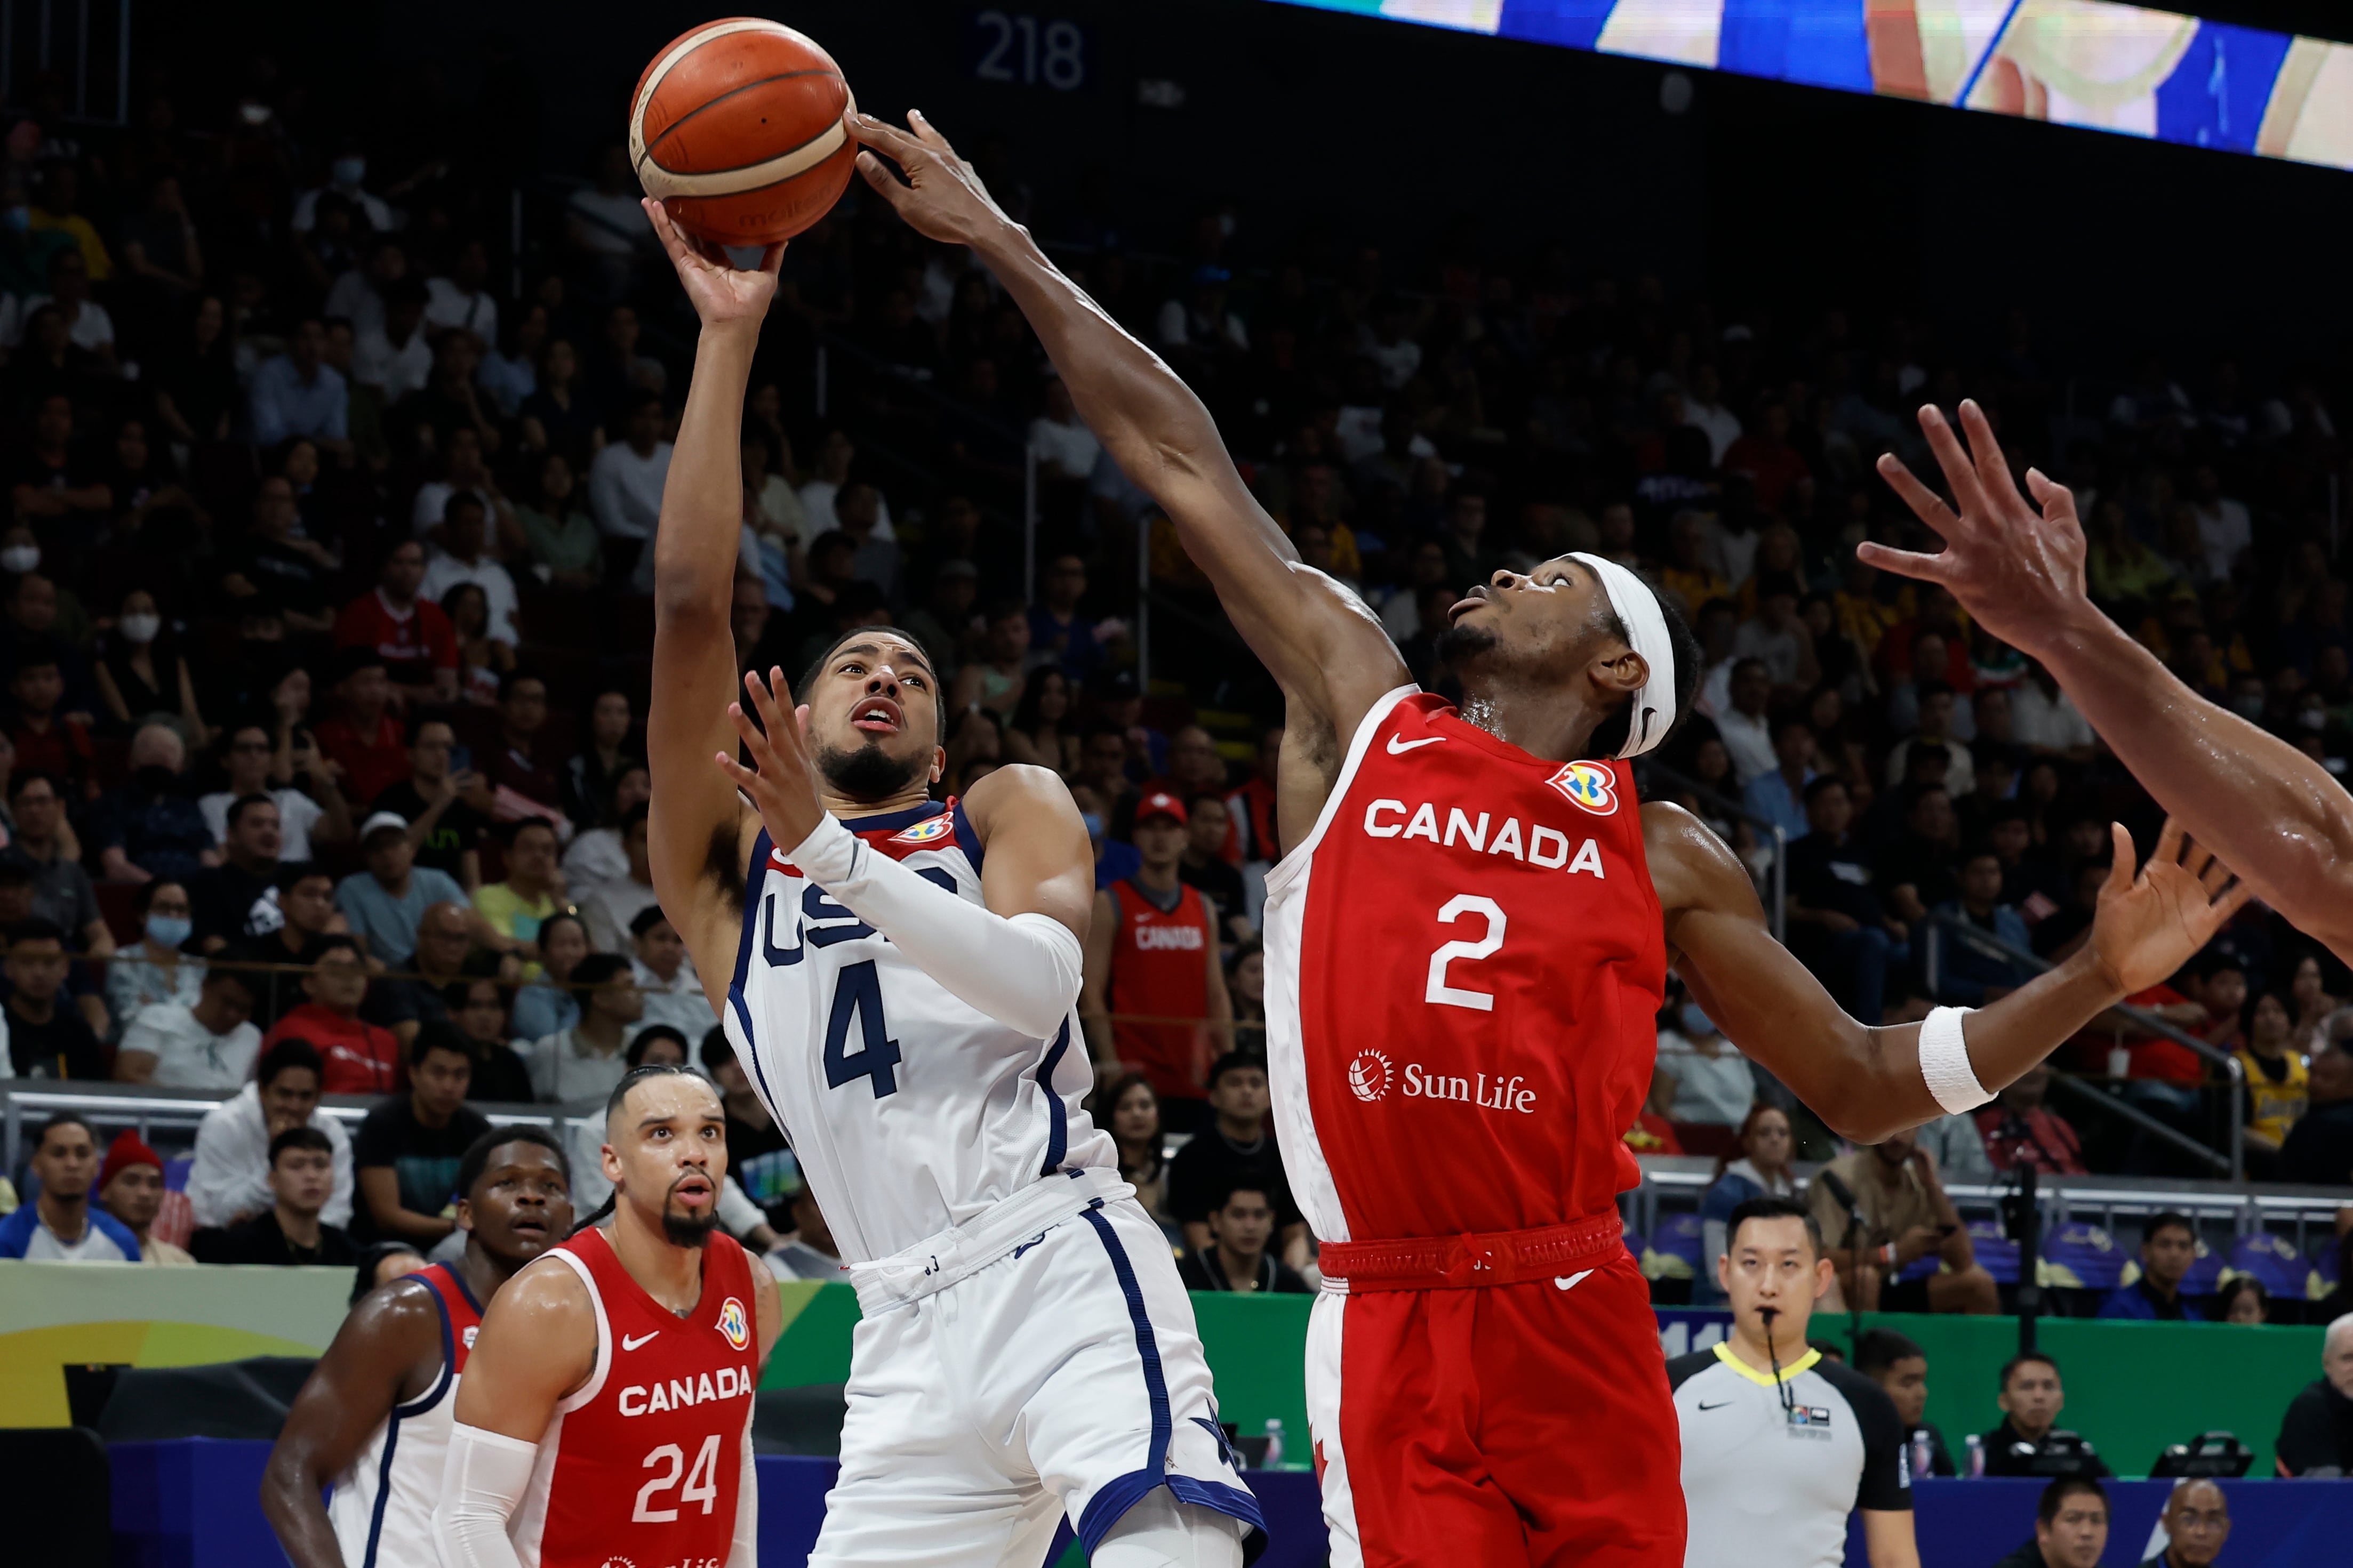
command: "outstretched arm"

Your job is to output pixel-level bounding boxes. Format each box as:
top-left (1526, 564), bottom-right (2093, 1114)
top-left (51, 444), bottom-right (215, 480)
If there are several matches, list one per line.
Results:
top-left (1868, 400), bottom-right (2353, 961)
top-left (643, 203), bottom-right (785, 1010)
top-left (845, 110), bottom-right (1407, 745)
top-left (1648, 805), bottom-right (2247, 1144)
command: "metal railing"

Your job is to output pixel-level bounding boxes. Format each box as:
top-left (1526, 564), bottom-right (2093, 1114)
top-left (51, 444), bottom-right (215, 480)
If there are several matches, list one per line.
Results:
top-left (1634, 759), bottom-right (1787, 941)
top-left (1920, 911), bottom-right (2246, 1180)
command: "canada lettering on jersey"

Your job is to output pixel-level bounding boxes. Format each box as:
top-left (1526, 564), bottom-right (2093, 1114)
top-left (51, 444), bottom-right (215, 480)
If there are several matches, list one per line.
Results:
top-left (1133, 923), bottom-right (1205, 951)
top-left (1360, 798), bottom-right (1607, 878)
top-left (618, 1364), bottom-right (756, 1417)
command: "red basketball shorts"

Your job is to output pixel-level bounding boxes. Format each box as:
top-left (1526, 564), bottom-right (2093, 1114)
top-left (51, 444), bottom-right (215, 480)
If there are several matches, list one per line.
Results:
top-left (1306, 1247), bottom-right (1685, 1567)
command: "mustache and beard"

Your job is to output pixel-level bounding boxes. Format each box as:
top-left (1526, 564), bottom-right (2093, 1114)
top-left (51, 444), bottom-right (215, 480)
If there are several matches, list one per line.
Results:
top-left (818, 737), bottom-right (929, 801)
top-left (1434, 620), bottom-right (1500, 666)
top-left (660, 1175), bottom-right (721, 1249)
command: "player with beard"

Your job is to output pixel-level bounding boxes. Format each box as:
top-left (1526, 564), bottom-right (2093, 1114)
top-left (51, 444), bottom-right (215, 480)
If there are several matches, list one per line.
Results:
top-left (632, 201), bottom-right (1258, 1563)
top-left (432, 1065), bottom-right (779, 1568)
top-left (261, 1127), bottom-right (573, 1568)
top-left (840, 108), bottom-right (2256, 1567)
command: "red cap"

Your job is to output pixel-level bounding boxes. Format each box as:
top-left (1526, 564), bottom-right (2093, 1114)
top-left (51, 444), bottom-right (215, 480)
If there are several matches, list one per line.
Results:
top-left (99, 1128), bottom-right (164, 1194)
top-left (1136, 790), bottom-right (1188, 826)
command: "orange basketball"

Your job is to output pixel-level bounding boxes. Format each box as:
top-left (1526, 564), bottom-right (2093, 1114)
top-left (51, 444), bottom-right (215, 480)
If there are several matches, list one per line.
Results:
top-left (629, 19), bottom-right (857, 247)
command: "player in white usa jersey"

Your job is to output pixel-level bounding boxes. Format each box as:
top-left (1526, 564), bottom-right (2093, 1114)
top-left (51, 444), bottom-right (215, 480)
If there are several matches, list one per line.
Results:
top-left (638, 200), bottom-right (1259, 1567)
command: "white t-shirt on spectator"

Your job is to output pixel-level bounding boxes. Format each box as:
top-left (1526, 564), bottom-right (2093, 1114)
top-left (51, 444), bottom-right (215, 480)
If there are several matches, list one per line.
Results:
top-left (200, 787), bottom-right (325, 862)
top-left (420, 552), bottom-right (522, 646)
top-left (1685, 400), bottom-right (1743, 465)
top-left (1653, 1029), bottom-right (1757, 1127)
top-left (1885, 736), bottom-right (1976, 798)
top-left (633, 956), bottom-right (712, 1039)
top-left (569, 188), bottom-right (650, 257)
top-left (589, 440), bottom-right (673, 540)
top-left (423, 278), bottom-right (498, 345)
top-left (583, 877), bottom-right (662, 955)
top-left (118, 1002), bottom-right (262, 1090)
top-left (1365, 336), bottom-right (1422, 390)
top-left (1028, 415), bottom-right (1101, 482)
top-left (353, 325), bottom-right (433, 401)
top-left (2193, 497), bottom-right (2252, 583)
top-left (13, 294), bottom-right (115, 352)
top-left (323, 268), bottom-right (385, 337)
top-left (562, 826), bottom-right (629, 897)
top-left (1717, 706), bottom-right (1778, 786)
top-left (2011, 682), bottom-right (2097, 753)
top-left (1732, 618), bottom-right (1803, 688)
top-left (187, 1081), bottom-right (356, 1228)
top-left (292, 184), bottom-right (395, 234)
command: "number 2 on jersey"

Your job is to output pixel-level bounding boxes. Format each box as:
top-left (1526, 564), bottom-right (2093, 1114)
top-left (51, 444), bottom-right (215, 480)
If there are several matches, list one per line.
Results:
top-left (633, 1433), bottom-right (721, 1521)
top-left (1425, 895), bottom-right (1507, 1011)
top-left (823, 959), bottom-right (902, 1098)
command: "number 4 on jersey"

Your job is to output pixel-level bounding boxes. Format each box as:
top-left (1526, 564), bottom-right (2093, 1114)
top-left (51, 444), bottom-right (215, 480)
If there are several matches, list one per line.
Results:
top-left (823, 959), bottom-right (902, 1098)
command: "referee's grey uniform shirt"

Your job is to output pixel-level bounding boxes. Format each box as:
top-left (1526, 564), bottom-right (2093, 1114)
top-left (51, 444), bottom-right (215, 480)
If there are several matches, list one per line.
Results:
top-left (1668, 1341), bottom-right (1912, 1567)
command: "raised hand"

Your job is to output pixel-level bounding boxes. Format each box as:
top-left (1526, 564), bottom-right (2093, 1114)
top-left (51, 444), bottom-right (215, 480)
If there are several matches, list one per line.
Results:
top-left (844, 109), bottom-right (1014, 249)
top-left (1862, 400), bottom-right (2093, 661)
top-left (714, 667), bottom-right (827, 852)
top-left (2087, 820), bottom-right (2252, 997)
top-left (640, 199), bottom-right (783, 332)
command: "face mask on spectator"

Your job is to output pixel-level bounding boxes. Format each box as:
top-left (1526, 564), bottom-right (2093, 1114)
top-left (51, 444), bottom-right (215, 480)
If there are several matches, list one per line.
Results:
top-left (120, 613), bottom-right (162, 645)
top-left (146, 913), bottom-right (193, 948)
top-left (1, 544), bottom-right (38, 573)
top-left (333, 156), bottom-right (366, 186)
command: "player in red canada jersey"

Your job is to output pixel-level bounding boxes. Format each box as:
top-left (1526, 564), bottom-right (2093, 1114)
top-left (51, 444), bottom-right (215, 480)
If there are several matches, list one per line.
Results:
top-left (1083, 790), bottom-right (1230, 1127)
top-left (433, 1065), bottom-right (780, 1568)
top-left (842, 108), bottom-right (2255, 1566)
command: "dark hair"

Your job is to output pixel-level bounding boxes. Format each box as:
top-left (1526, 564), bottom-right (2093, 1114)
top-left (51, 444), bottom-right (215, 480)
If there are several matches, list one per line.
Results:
top-left (1210, 1180), bottom-right (1274, 1215)
top-left (257, 1037), bottom-right (325, 1088)
top-left (442, 977), bottom-right (502, 1012)
top-left (0, 862), bottom-right (30, 892)
top-left (276, 860), bottom-right (332, 894)
top-left (629, 904), bottom-right (674, 939)
top-left (351, 1242), bottom-right (426, 1305)
top-left (1917, 679), bottom-right (1955, 705)
top-left (6, 915), bottom-right (66, 947)
top-left (2213, 1276), bottom-right (2269, 1320)
top-left (572, 951), bottom-right (634, 991)
top-left (202, 964), bottom-right (257, 998)
top-left (34, 1112), bottom-right (96, 1154)
top-left (699, 1025), bottom-right (734, 1073)
top-left (442, 489), bottom-right (486, 523)
top-left (2001, 1350), bottom-right (2061, 1390)
top-left (571, 1064), bottom-right (714, 1234)
top-left (1587, 585), bottom-right (1704, 760)
top-left (268, 1125), bottom-right (334, 1167)
top-left (311, 933), bottom-right (363, 963)
top-left (1206, 1050), bottom-right (1269, 1090)
top-left (2037, 1476), bottom-right (2108, 1525)
top-left (626, 1024), bottom-right (690, 1068)
top-left (503, 814), bottom-right (559, 847)
top-left (1725, 1194), bottom-right (1823, 1257)
top-left (2143, 1211), bottom-right (2197, 1248)
top-left (1711, 1101), bottom-right (1786, 1178)
top-left (7, 767), bottom-right (62, 803)
top-left (454, 1123), bottom-right (570, 1204)
top-left (1009, 664), bottom-right (1071, 737)
top-left (1852, 1328), bottom-right (1926, 1377)
top-left (1802, 774), bottom-right (1848, 806)
top-left (1768, 712), bottom-right (1814, 745)
top-left (226, 792), bottom-right (278, 831)
top-left (131, 878), bottom-right (186, 919)
top-left (410, 1021), bottom-right (476, 1070)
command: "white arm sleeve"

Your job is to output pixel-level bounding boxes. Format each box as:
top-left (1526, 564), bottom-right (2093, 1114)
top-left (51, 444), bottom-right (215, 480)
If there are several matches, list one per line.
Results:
top-left (788, 814), bottom-right (1083, 1041)
top-left (434, 1421), bottom-right (537, 1568)
top-left (729, 1408), bottom-right (759, 1568)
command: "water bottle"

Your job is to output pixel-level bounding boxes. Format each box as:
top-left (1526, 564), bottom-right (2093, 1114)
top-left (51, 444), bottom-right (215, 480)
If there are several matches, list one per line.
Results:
top-left (1964, 1433), bottom-right (1986, 1477)
top-left (1263, 1418), bottom-right (1285, 1468)
top-left (1910, 1430), bottom-right (1933, 1479)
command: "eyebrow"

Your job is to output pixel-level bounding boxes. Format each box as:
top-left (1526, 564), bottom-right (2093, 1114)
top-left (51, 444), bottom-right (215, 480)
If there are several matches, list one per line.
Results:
top-left (835, 642), bottom-right (937, 681)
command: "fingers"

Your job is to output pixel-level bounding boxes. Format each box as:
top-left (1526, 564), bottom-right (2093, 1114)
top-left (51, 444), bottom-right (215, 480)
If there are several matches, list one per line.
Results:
top-left (907, 107), bottom-right (959, 158)
top-left (740, 666), bottom-right (796, 747)
top-left (844, 110), bottom-right (926, 162)
top-left (1956, 400), bottom-right (2019, 510)
top-left (1875, 452), bottom-right (1963, 540)
top-left (1915, 405), bottom-right (1996, 527)
top-left (758, 241), bottom-right (786, 276)
top-left (642, 198), bottom-right (695, 262)
top-left (724, 699), bottom-right (770, 760)
top-left (2154, 817), bottom-right (2183, 869)
top-left (855, 149), bottom-right (910, 205)
top-left (2105, 824), bottom-right (2135, 896)
top-left (1854, 540), bottom-right (1956, 584)
top-left (2211, 880), bottom-right (2255, 923)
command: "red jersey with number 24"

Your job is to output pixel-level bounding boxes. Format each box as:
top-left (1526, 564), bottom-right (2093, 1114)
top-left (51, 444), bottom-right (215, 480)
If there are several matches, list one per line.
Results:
top-left (511, 1225), bottom-right (758, 1568)
top-left (1261, 686), bottom-right (1667, 1245)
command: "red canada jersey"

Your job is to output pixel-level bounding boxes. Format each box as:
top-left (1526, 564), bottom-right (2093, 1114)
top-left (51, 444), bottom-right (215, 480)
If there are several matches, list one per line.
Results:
top-left (1262, 687), bottom-right (1667, 1244)
top-left (1107, 878), bottom-right (1219, 1103)
top-left (514, 1226), bottom-right (758, 1568)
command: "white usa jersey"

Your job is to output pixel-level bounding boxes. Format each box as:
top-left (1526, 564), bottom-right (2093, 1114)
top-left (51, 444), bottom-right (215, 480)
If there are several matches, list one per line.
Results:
top-left (722, 798), bottom-right (1112, 1263)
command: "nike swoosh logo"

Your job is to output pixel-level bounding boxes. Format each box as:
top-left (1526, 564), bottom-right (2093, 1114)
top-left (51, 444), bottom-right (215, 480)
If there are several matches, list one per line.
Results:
top-left (1697, 1401), bottom-right (1733, 1411)
top-left (1554, 1270), bottom-right (1595, 1291)
top-left (621, 1331), bottom-right (661, 1351)
top-left (1387, 734), bottom-right (1443, 754)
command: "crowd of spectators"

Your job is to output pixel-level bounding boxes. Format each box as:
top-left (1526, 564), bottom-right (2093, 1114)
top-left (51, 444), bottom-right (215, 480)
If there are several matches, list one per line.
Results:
top-left (2, 44), bottom-right (2353, 1331)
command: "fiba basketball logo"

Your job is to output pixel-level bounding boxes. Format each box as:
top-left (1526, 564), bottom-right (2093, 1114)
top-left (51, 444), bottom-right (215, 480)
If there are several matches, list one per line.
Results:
top-left (717, 1297), bottom-right (750, 1352)
top-left (1349, 1050), bottom-right (1394, 1102)
top-left (1545, 761), bottom-right (1619, 816)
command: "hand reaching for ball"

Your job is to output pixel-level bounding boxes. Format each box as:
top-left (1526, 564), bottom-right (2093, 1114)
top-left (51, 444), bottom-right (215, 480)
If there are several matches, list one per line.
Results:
top-left (846, 110), bottom-right (1014, 249)
top-left (642, 199), bottom-right (783, 333)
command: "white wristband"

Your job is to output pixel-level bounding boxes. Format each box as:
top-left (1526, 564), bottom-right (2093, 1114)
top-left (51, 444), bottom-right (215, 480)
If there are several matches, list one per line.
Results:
top-left (787, 812), bottom-right (862, 884)
top-left (1918, 1006), bottom-right (1992, 1115)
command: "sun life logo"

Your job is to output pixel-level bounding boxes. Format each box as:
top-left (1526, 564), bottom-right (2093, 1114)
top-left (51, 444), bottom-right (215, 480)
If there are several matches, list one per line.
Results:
top-left (1349, 1050), bottom-right (1393, 1103)
top-left (892, 815), bottom-right (955, 845)
top-left (717, 1297), bottom-right (750, 1352)
top-left (1546, 761), bottom-right (1619, 816)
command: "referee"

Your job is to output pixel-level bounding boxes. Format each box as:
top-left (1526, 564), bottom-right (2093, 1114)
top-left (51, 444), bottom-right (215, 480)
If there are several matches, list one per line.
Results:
top-left (1670, 1196), bottom-right (1919, 1568)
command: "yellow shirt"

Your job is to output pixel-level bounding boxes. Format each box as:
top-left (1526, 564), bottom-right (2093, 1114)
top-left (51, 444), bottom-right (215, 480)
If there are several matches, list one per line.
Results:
top-left (2236, 1048), bottom-right (2309, 1144)
top-left (474, 883), bottom-right (560, 980)
top-left (29, 211), bottom-right (111, 279)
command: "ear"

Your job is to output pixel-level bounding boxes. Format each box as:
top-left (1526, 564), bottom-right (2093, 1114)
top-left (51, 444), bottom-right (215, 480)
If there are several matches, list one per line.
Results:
top-left (1812, 1255), bottom-right (1835, 1302)
top-left (1592, 646), bottom-right (1650, 699)
top-left (601, 1141), bottom-right (623, 1189)
top-left (454, 1197), bottom-right (476, 1235)
top-left (1715, 1250), bottom-right (1731, 1294)
top-left (929, 744), bottom-right (947, 785)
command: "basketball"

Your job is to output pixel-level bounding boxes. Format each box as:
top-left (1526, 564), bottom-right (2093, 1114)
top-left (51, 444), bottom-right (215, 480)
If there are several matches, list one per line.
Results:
top-left (629, 19), bottom-right (857, 247)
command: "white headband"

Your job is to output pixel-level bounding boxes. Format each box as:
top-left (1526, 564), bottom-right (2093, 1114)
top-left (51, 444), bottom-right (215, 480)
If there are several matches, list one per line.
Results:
top-left (1568, 553), bottom-right (1678, 759)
